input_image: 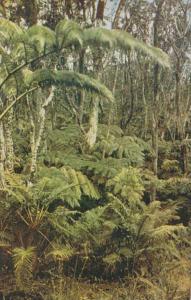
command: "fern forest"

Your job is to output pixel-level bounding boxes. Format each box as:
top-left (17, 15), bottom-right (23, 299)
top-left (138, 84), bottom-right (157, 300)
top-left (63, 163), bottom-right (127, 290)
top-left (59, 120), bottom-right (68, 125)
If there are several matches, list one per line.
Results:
top-left (0, 1), bottom-right (191, 299)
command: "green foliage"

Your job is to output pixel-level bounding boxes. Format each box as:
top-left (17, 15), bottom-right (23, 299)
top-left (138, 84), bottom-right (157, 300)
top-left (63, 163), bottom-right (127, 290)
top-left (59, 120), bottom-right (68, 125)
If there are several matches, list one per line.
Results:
top-left (25, 25), bottom-right (56, 54)
top-left (158, 177), bottom-right (191, 198)
top-left (105, 193), bottom-right (187, 277)
top-left (44, 125), bottom-right (148, 182)
top-left (33, 166), bottom-right (99, 208)
top-left (161, 159), bottom-right (180, 173)
top-left (56, 19), bottom-right (170, 67)
top-left (96, 134), bottom-right (148, 165)
top-left (25, 69), bottom-right (114, 102)
top-left (0, 13), bottom-right (190, 300)
top-left (107, 167), bottom-right (144, 204)
top-left (0, 18), bottom-right (22, 45)
top-left (47, 243), bottom-right (74, 262)
top-left (12, 246), bottom-right (36, 289)
top-left (56, 19), bottom-right (83, 49)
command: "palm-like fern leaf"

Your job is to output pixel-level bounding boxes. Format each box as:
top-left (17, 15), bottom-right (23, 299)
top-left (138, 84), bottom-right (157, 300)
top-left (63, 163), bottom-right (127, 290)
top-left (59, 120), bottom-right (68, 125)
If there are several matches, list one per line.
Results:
top-left (56, 19), bottom-right (83, 49)
top-left (12, 246), bottom-right (36, 288)
top-left (17, 25), bottom-right (56, 56)
top-left (46, 243), bottom-right (74, 261)
top-left (56, 19), bottom-right (170, 68)
top-left (25, 69), bottom-right (114, 101)
top-left (84, 28), bottom-right (170, 67)
top-left (0, 18), bottom-right (22, 45)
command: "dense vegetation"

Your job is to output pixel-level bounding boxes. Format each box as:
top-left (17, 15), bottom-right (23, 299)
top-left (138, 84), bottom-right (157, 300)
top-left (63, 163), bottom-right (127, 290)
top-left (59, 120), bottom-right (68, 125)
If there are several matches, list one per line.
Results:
top-left (0, 1), bottom-right (191, 299)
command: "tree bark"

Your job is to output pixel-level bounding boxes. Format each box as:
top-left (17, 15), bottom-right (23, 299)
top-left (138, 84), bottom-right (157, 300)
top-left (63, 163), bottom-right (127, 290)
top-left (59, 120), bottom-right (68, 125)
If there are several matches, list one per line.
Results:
top-left (96, 0), bottom-right (107, 21)
top-left (30, 87), bottom-right (55, 176)
top-left (4, 101), bottom-right (14, 172)
top-left (151, 0), bottom-right (165, 201)
top-left (78, 49), bottom-right (86, 124)
top-left (0, 121), bottom-right (5, 188)
top-left (23, 0), bottom-right (38, 26)
top-left (85, 97), bottom-right (99, 149)
top-left (112, 0), bottom-right (126, 29)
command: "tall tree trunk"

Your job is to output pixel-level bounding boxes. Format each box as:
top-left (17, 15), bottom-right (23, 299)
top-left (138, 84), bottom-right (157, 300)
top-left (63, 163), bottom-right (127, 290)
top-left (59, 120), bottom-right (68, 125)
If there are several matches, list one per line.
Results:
top-left (0, 121), bottom-right (5, 188)
top-left (85, 97), bottom-right (99, 149)
top-left (23, 0), bottom-right (38, 26)
top-left (112, 0), bottom-right (126, 28)
top-left (96, 0), bottom-right (107, 21)
top-left (4, 98), bottom-right (14, 172)
top-left (0, 97), bottom-right (5, 188)
top-left (84, 10), bottom-right (105, 149)
top-left (102, 65), bottom-right (119, 159)
top-left (78, 49), bottom-right (86, 124)
top-left (151, 0), bottom-right (164, 201)
top-left (175, 62), bottom-right (188, 174)
top-left (30, 87), bottom-right (55, 176)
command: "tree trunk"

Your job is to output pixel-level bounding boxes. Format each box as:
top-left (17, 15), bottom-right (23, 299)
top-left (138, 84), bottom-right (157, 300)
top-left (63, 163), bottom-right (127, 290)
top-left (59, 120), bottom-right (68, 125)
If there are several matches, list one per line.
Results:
top-left (96, 0), bottom-right (107, 21)
top-left (23, 0), bottom-right (38, 26)
top-left (30, 87), bottom-right (55, 176)
top-left (112, 0), bottom-right (126, 29)
top-left (78, 49), bottom-right (86, 124)
top-left (151, 0), bottom-right (164, 201)
top-left (175, 63), bottom-right (188, 174)
top-left (85, 98), bottom-right (99, 149)
top-left (0, 121), bottom-right (5, 188)
top-left (4, 99), bottom-right (14, 172)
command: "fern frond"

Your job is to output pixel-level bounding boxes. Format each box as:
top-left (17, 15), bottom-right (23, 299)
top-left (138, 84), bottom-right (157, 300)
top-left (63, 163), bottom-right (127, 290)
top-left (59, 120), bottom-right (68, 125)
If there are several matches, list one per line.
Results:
top-left (0, 18), bottom-right (22, 45)
top-left (150, 224), bottom-right (185, 240)
top-left (25, 69), bottom-right (114, 101)
top-left (56, 19), bottom-right (170, 68)
top-left (0, 229), bottom-right (13, 248)
top-left (61, 166), bottom-right (100, 200)
top-left (106, 167), bottom-right (144, 204)
top-left (84, 27), bottom-right (170, 67)
top-left (27, 25), bottom-right (56, 53)
top-left (56, 19), bottom-right (83, 49)
top-left (103, 253), bottom-right (121, 266)
top-left (12, 246), bottom-right (36, 289)
top-left (17, 25), bottom-right (56, 56)
top-left (33, 166), bottom-right (99, 208)
top-left (47, 243), bottom-right (74, 261)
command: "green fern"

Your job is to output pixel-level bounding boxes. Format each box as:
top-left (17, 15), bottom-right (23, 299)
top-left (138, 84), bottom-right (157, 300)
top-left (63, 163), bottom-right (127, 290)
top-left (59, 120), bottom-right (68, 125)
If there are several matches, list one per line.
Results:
top-left (12, 246), bottom-right (36, 289)
top-left (33, 166), bottom-right (99, 208)
top-left (106, 167), bottom-right (144, 204)
top-left (0, 18), bottom-right (22, 45)
top-left (56, 19), bottom-right (170, 67)
top-left (25, 69), bottom-right (114, 102)
top-left (46, 242), bottom-right (74, 262)
top-left (55, 19), bottom-right (83, 49)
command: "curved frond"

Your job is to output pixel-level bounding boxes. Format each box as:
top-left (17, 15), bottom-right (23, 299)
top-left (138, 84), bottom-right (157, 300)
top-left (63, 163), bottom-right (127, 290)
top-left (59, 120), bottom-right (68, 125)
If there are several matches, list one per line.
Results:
top-left (0, 18), bottom-right (22, 45)
top-left (26, 25), bottom-right (56, 53)
top-left (56, 19), bottom-right (83, 49)
top-left (25, 69), bottom-right (114, 101)
top-left (55, 19), bottom-right (170, 67)
top-left (83, 27), bottom-right (170, 67)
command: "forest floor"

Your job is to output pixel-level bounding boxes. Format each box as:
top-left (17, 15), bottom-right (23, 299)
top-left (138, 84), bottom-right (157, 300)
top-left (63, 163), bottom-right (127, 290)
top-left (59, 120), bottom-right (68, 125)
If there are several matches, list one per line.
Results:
top-left (0, 276), bottom-right (129, 300)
